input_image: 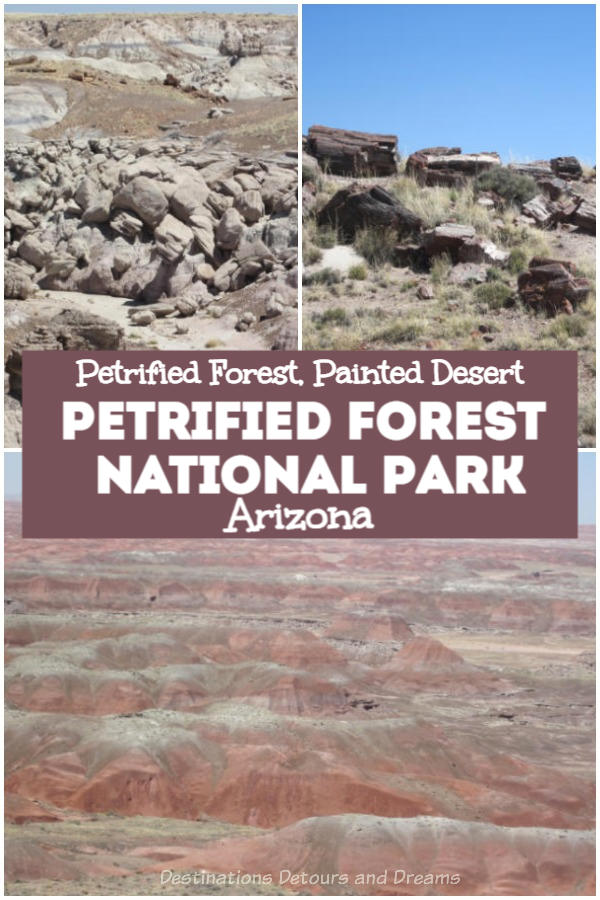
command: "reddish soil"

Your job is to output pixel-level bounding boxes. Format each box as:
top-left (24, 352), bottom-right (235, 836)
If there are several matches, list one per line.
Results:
top-left (4, 503), bottom-right (595, 895)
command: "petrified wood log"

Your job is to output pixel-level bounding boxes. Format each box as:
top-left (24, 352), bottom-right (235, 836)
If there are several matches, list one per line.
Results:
top-left (406, 147), bottom-right (501, 187)
top-left (518, 258), bottom-right (589, 315)
top-left (571, 198), bottom-right (596, 234)
top-left (316, 184), bottom-right (422, 240)
top-left (508, 161), bottom-right (553, 181)
top-left (550, 156), bottom-right (583, 180)
top-left (306, 125), bottom-right (398, 176)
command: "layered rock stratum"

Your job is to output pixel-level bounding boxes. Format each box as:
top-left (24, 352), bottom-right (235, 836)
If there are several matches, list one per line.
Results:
top-left (4, 505), bottom-right (595, 895)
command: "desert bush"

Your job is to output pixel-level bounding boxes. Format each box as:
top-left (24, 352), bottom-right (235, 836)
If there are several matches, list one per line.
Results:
top-left (314, 307), bottom-right (351, 327)
top-left (443, 314), bottom-right (477, 338)
top-left (474, 281), bottom-right (514, 309)
top-left (495, 337), bottom-right (527, 351)
top-left (313, 223), bottom-right (338, 249)
top-left (373, 318), bottom-right (423, 344)
top-left (391, 177), bottom-right (495, 234)
top-left (579, 396), bottom-right (596, 442)
top-left (303, 267), bottom-right (341, 286)
top-left (303, 244), bottom-right (323, 265)
top-left (400, 278), bottom-right (419, 292)
top-left (353, 226), bottom-right (397, 267)
top-left (430, 252), bottom-right (453, 285)
top-left (476, 167), bottom-right (537, 205)
top-left (507, 247), bottom-right (529, 275)
top-left (547, 315), bottom-right (588, 341)
top-left (348, 263), bottom-right (368, 280)
top-left (302, 161), bottom-right (321, 187)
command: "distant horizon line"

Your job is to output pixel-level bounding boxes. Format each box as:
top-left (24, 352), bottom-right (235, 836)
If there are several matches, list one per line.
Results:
top-left (5, 5), bottom-right (297, 15)
top-left (3, 498), bottom-right (597, 527)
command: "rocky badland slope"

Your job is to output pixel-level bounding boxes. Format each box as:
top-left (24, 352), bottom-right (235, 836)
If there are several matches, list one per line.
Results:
top-left (4, 506), bottom-right (595, 895)
top-left (4, 11), bottom-right (299, 446)
top-left (302, 128), bottom-right (595, 445)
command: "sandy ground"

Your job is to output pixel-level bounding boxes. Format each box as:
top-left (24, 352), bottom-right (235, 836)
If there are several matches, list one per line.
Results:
top-left (9, 290), bottom-right (269, 351)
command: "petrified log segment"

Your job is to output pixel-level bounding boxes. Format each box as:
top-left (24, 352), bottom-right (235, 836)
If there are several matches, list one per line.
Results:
top-left (572, 198), bottom-right (596, 234)
top-left (422, 223), bottom-right (508, 265)
top-left (550, 156), bottom-right (583, 180)
top-left (306, 125), bottom-right (398, 176)
top-left (508, 161), bottom-right (553, 180)
top-left (518, 258), bottom-right (590, 316)
top-left (406, 147), bottom-right (501, 187)
top-left (316, 184), bottom-right (422, 240)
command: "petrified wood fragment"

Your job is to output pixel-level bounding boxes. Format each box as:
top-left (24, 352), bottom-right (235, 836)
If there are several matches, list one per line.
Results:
top-left (518, 258), bottom-right (589, 315)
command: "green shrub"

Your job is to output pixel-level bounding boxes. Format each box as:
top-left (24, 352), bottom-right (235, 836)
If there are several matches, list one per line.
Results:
top-left (304, 245), bottom-right (323, 265)
top-left (507, 247), bottom-right (529, 275)
top-left (430, 252), bottom-right (453, 285)
top-left (373, 318), bottom-right (423, 344)
top-left (353, 227), bottom-right (397, 267)
top-left (548, 315), bottom-right (588, 340)
top-left (400, 278), bottom-right (419, 292)
top-left (348, 263), bottom-right (368, 280)
top-left (314, 307), bottom-right (351, 327)
top-left (476, 168), bottom-right (537, 205)
top-left (314, 224), bottom-right (338, 249)
top-left (474, 281), bottom-right (514, 309)
top-left (302, 162), bottom-right (319, 184)
top-left (303, 267), bottom-right (342, 286)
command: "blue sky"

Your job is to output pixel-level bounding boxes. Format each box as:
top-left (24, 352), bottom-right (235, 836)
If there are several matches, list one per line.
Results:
top-left (4, 453), bottom-right (22, 499)
top-left (5, 4), bottom-right (296, 15)
top-left (578, 452), bottom-right (596, 524)
top-left (303, 4), bottom-right (596, 163)
top-left (4, 451), bottom-right (596, 525)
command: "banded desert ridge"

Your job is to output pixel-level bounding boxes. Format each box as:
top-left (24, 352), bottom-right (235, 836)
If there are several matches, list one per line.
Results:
top-left (302, 126), bottom-right (595, 446)
top-left (4, 502), bottom-right (595, 895)
top-left (4, 10), bottom-right (299, 446)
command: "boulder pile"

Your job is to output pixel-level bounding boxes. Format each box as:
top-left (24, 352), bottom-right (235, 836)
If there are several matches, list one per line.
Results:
top-left (4, 136), bottom-right (298, 311)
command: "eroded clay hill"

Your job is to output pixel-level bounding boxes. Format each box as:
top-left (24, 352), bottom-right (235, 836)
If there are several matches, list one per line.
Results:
top-left (4, 505), bottom-right (596, 895)
top-left (5, 12), bottom-right (297, 141)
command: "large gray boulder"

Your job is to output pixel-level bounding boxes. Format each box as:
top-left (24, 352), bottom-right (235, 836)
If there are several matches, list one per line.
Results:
top-left (216, 207), bottom-right (245, 250)
top-left (5, 261), bottom-right (35, 299)
top-left (113, 176), bottom-right (168, 227)
top-left (81, 189), bottom-right (113, 224)
top-left (234, 189), bottom-right (265, 224)
top-left (170, 177), bottom-right (210, 221)
top-left (154, 214), bottom-right (194, 261)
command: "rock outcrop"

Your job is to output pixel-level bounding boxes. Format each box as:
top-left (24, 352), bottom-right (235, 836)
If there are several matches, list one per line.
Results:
top-left (6, 309), bottom-right (125, 399)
